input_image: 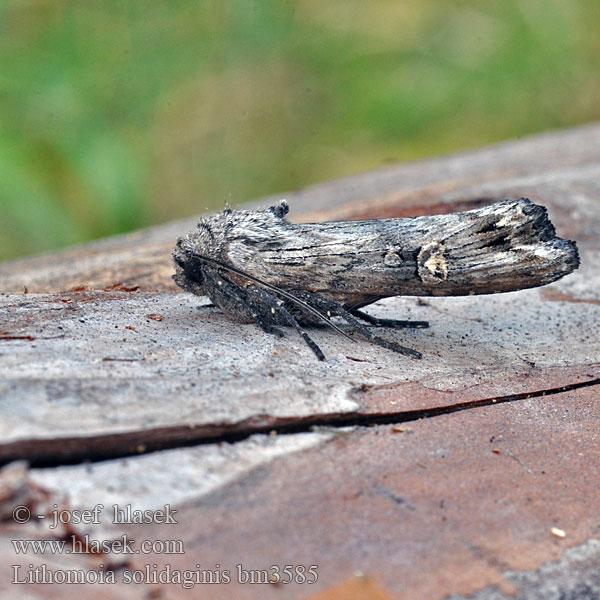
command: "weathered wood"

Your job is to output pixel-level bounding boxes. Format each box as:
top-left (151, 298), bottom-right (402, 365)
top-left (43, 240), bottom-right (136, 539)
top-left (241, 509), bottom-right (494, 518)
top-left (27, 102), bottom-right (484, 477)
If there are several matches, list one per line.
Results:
top-left (1, 123), bottom-right (599, 600)
top-left (1, 288), bottom-right (598, 465)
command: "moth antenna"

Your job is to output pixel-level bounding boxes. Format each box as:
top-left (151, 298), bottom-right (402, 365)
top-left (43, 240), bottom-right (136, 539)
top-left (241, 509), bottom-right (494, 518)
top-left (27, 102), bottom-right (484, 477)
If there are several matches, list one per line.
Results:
top-left (190, 253), bottom-right (354, 341)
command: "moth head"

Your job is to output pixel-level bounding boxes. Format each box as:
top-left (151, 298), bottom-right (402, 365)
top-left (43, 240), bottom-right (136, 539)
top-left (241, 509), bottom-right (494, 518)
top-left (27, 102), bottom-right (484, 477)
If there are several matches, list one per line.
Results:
top-left (172, 234), bottom-right (206, 296)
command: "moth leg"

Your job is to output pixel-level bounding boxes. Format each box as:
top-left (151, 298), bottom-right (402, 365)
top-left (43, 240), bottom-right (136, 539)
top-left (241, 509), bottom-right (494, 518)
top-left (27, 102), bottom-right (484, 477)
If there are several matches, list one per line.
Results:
top-left (212, 275), bottom-right (285, 337)
top-left (350, 309), bottom-right (429, 329)
top-left (252, 315), bottom-right (285, 338)
top-left (278, 305), bottom-right (326, 361)
top-left (311, 297), bottom-right (422, 359)
top-left (247, 287), bottom-right (326, 361)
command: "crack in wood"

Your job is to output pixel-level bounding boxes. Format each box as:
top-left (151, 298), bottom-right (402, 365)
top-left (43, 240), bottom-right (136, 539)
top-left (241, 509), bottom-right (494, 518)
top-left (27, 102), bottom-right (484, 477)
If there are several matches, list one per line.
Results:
top-left (1, 377), bottom-right (598, 469)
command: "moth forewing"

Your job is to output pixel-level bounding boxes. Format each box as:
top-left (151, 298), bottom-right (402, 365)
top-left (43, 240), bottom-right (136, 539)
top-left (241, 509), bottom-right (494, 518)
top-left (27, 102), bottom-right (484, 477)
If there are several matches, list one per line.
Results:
top-left (236, 199), bottom-right (578, 299)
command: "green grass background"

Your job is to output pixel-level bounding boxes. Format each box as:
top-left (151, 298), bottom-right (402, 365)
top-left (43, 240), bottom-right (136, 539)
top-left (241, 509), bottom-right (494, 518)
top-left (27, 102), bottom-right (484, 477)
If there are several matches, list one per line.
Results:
top-left (1, 0), bottom-right (599, 261)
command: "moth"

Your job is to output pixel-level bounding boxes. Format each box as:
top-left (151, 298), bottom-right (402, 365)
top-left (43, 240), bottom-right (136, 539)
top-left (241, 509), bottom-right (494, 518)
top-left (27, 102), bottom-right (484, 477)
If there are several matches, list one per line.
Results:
top-left (172, 198), bottom-right (579, 360)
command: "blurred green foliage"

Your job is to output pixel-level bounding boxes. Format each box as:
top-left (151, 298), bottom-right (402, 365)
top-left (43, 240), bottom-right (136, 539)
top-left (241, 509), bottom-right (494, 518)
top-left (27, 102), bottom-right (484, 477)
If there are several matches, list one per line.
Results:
top-left (1, 0), bottom-right (599, 260)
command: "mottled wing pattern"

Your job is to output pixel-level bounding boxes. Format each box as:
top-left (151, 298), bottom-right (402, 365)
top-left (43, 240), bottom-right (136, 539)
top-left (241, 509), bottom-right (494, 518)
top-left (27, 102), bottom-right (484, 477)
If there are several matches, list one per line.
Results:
top-left (229, 199), bottom-right (579, 306)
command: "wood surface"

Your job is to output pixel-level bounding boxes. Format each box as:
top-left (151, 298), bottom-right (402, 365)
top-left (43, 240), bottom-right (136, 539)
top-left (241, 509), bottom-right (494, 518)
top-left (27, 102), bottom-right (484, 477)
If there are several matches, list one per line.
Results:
top-left (1, 123), bottom-right (599, 600)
